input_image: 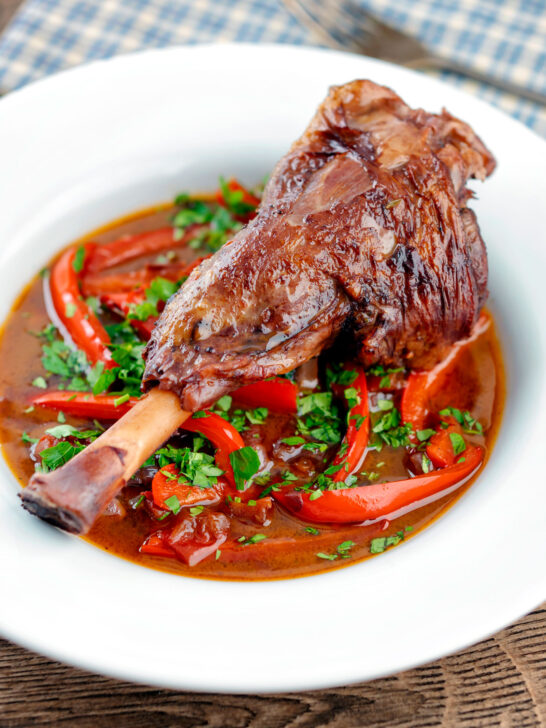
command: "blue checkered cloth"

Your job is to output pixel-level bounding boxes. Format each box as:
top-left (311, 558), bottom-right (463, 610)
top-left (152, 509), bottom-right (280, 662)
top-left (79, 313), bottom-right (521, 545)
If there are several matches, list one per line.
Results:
top-left (0, 0), bottom-right (544, 136)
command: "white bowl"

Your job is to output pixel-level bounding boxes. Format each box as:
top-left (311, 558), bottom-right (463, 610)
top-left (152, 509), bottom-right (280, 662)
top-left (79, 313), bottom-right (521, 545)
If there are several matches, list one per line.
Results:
top-left (0, 44), bottom-right (545, 693)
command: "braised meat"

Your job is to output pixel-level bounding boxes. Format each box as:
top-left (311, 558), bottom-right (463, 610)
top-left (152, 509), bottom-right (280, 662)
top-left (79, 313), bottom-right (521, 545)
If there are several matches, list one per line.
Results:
top-left (144, 80), bottom-right (495, 412)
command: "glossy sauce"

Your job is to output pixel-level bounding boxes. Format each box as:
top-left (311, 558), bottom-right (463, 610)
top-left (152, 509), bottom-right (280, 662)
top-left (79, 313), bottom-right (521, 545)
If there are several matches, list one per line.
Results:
top-left (0, 205), bottom-right (505, 581)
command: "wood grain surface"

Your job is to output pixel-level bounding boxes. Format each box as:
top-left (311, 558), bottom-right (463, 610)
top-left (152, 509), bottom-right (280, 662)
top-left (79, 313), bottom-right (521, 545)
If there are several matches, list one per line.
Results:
top-left (0, 2), bottom-right (545, 726)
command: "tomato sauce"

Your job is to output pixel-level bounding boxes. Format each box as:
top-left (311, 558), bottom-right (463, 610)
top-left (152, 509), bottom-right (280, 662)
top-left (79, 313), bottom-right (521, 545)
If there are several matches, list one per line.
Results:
top-left (0, 195), bottom-right (505, 581)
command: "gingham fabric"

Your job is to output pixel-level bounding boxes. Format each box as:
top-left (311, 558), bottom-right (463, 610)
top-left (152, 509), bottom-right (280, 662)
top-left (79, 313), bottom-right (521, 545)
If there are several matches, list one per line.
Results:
top-left (0, 0), bottom-right (544, 136)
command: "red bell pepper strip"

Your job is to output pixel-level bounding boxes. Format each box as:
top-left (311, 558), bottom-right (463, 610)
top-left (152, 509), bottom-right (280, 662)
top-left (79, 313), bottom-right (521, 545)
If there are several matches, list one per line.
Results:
top-left (274, 446), bottom-right (483, 524)
top-left (181, 411), bottom-right (245, 488)
top-left (152, 463), bottom-right (225, 509)
top-left (32, 391), bottom-right (139, 418)
top-left (82, 257), bottom-right (209, 297)
top-left (232, 378), bottom-right (297, 414)
top-left (331, 367), bottom-right (370, 483)
top-left (85, 228), bottom-right (178, 274)
top-left (401, 312), bottom-right (490, 431)
top-left (33, 379), bottom-right (298, 420)
top-left (50, 244), bottom-right (115, 368)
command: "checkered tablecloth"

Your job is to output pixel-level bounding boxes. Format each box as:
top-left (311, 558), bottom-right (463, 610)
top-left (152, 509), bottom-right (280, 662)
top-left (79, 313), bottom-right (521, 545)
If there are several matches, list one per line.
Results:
top-left (0, 0), bottom-right (544, 136)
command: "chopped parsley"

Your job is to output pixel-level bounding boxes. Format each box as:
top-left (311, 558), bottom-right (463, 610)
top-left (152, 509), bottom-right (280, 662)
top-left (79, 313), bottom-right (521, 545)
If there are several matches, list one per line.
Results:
top-left (316, 552), bottom-right (337, 561)
top-left (326, 364), bottom-right (357, 387)
top-left (317, 540), bottom-right (356, 561)
top-left (297, 391), bottom-right (342, 445)
top-left (229, 446), bottom-right (261, 491)
top-left (31, 426), bottom-right (101, 472)
top-left (164, 495), bottom-right (182, 515)
top-left (218, 177), bottom-right (259, 217)
top-left (439, 407), bottom-right (484, 436)
top-left (45, 424), bottom-right (102, 439)
top-left (172, 189), bottom-right (243, 252)
top-left (31, 321), bottom-right (145, 398)
top-left (370, 527), bottom-right (412, 554)
top-left (449, 431), bottom-right (466, 456)
top-left (365, 364), bottom-right (404, 389)
top-left (281, 436), bottom-right (306, 446)
top-left (254, 472), bottom-right (272, 486)
top-left (65, 302), bottom-right (77, 319)
top-left (129, 276), bottom-right (181, 321)
top-left (371, 402), bottom-right (413, 449)
top-left (39, 441), bottom-right (84, 471)
top-left (131, 494), bottom-right (145, 509)
top-left (344, 387), bottom-right (360, 410)
top-left (72, 246), bottom-right (86, 273)
top-left (155, 441), bottom-right (224, 488)
top-left (245, 407), bottom-right (268, 425)
top-left (21, 432), bottom-right (38, 444)
top-left (421, 453), bottom-right (433, 474)
top-left (237, 533), bottom-right (267, 546)
top-left (215, 395), bottom-right (232, 412)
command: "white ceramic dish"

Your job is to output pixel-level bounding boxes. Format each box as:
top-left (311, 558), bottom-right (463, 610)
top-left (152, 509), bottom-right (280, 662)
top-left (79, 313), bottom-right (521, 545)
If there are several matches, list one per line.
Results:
top-left (0, 44), bottom-right (545, 693)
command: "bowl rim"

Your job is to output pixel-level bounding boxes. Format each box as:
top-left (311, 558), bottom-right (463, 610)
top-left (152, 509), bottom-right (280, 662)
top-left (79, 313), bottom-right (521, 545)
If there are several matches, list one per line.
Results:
top-left (0, 42), bottom-right (545, 693)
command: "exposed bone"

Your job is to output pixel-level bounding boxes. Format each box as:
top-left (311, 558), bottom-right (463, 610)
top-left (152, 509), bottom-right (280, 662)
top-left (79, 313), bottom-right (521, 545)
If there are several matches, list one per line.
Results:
top-left (20, 389), bottom-right (190, 534)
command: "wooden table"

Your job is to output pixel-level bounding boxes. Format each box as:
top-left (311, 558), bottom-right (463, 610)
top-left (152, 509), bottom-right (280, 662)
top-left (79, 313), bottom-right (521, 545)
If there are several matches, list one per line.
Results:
top-left (0, 2), bottom-right (545, 725)
top-left (0, 606), bottom-right (545, 726)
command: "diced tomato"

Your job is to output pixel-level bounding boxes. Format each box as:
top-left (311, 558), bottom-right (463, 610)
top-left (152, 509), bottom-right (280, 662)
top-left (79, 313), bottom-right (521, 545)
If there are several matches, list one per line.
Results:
top-left (140, 512), bottom-right (230, 566)
top-left (167, 511), bottom-right (229, 566)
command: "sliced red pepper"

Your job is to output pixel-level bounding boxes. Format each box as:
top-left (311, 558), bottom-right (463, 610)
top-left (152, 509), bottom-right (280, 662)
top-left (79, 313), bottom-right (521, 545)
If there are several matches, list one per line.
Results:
top-left (401, 312), bottom-right (490, 431)
top-left (331, 367), bottom-right (370, 483)
top-left (85, 228), bottom-right (178, 274)
top-left (33, 380), bottom-right (297, 421)
top-left (181, 411), bottom-right (245, 488)
top-left (232, 378), bottom-right (297, 414)
top-left (82, 258), bottom-right (209, 297)
top-left (152, 463), bottom-right (225, 510)
top-left (50, 244), bottom-right (115, 368)
top-left (274, 446), bottom-right (483, 524)
top-left (32, 391), bottom-right (139, 418)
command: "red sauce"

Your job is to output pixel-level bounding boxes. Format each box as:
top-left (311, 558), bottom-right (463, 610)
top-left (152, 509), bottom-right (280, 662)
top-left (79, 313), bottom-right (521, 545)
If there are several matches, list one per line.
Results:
top-left (0, 199), bottom-right (505, 581)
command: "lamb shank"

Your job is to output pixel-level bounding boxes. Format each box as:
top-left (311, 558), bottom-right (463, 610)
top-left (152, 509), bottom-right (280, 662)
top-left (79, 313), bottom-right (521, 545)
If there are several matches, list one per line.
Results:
top-left (21, 79), bottom-right (495, 533)
top-left (144, 80), bottom-right (494, 411)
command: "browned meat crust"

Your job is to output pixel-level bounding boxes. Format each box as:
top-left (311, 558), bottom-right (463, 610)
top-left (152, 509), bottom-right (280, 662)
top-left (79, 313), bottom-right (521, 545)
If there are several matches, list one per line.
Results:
top-left (143, 80), bottom-right (495, 411)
